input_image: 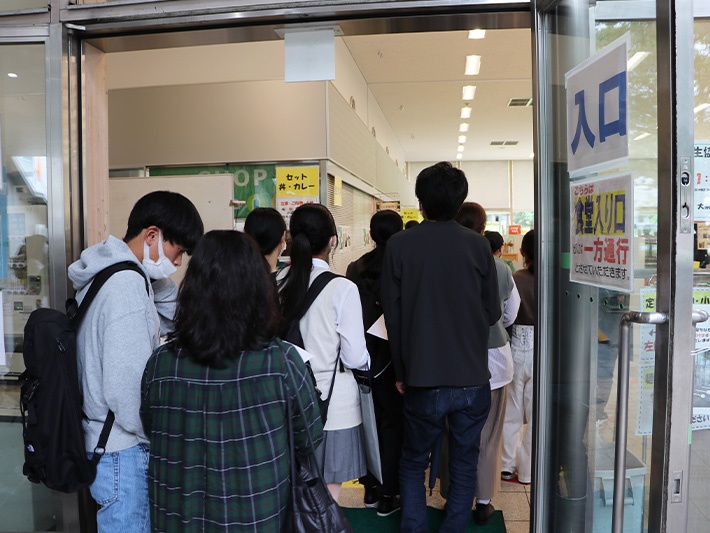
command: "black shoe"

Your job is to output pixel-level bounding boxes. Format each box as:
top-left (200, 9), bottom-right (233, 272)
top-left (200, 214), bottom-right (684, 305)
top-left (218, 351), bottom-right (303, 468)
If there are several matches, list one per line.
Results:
top-left (501, 470), bottom-right (515, 481)
top-left (473, 502), bottom-right (495, 525)
top-left (364, 486), bottom-right (380, 508)
top-left (377, 495), bottom-right (401, 517)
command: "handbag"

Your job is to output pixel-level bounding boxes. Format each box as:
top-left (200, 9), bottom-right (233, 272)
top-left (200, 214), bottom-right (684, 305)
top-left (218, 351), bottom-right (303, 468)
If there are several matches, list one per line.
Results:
top-left (357, 371), bottom-right (383, 485)
top-left (283, 345), bottom-right (353, 533)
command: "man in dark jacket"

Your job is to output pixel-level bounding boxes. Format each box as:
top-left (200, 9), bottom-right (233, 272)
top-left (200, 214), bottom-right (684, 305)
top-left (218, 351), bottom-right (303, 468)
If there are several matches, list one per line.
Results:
top-left (381, 162), bottom-right (500, 532)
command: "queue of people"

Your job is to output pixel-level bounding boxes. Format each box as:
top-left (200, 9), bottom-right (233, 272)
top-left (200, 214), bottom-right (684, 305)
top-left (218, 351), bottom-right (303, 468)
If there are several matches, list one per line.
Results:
top-left (72, 162), bottom-right (535, 532)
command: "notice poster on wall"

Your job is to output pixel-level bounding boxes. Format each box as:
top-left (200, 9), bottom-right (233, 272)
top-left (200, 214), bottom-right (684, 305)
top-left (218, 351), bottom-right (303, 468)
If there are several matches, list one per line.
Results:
top-left (401, 208), bottom-right (421, 225)
top-left (570, 172), bottom-right (634, 292)
top-left (275, 165), bottom-right (320, 224)
top-left (695, 141), bottom-right (710, 222)
top-left (637, 286), bottom-right (710, 434)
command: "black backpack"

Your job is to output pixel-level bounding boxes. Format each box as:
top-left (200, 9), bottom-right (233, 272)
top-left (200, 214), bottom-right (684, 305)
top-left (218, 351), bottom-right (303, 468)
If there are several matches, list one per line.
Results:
top-left (19, 261), bottom-right (149, 493)
top-left (350, 260), bottom-right (393, 381)
top-left (280, 271), bottom-right (341, 423)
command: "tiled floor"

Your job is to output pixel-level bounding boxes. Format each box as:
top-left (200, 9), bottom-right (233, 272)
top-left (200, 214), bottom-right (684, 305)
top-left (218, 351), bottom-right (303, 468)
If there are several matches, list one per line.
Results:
top-left (339, 474), bottom-right (531, 531)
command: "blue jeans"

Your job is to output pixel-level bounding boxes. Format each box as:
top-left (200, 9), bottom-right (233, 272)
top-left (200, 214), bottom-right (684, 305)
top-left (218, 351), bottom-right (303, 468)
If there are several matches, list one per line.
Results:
top-left (400, 385), bottom-right (491, 533)
top-left (88, 444), bottom-right (150, 533)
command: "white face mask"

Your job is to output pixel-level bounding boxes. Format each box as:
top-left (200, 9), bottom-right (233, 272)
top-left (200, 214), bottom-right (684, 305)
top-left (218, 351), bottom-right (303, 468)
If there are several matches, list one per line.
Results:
top-left (142, 231), bottom-right (177, 280)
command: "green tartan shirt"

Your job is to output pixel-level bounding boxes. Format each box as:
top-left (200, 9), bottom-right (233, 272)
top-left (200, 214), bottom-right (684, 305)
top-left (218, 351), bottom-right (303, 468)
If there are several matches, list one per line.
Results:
top-left (140, 339), bottom-right (323, 532)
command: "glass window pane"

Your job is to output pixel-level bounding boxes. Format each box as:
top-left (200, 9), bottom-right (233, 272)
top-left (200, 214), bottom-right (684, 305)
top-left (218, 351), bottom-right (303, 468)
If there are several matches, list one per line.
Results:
top-left (689, 17), bottom-right (710, 533)
top-left (0, 43), bottom-right (60, 531)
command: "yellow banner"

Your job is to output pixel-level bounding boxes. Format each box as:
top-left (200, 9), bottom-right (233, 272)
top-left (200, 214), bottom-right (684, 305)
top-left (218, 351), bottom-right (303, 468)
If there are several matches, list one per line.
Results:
top-left (401, 208), bottom-right (421, 224)
top-left (276, 166), bottom-right (319, 197)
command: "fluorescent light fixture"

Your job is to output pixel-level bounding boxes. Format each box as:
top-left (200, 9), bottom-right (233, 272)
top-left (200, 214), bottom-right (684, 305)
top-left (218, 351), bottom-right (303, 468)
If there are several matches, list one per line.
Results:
top-left (458, 135), bottom-right (467, 144)
top-left (627, 51), bottom-right (650, 71)
top-left (456, 153), bottom-right (464, 160)
top-left (460, 107), bottom-right (472, 119)
top-left (694, 103), bottom-right (710, 114)
top-left (465, 55), bottom-right (482, 75)
top-left (468, 30), bottom-right (486, 40)
top-left (462, 85), bottom-right (476, 100)
top-left (459, 123), bottom-right (469, 133)
top-left (457, 145), bottom-right (465, 153)
top-left (7, 72), bottom-right (17, 78)
top-left (634, 132), bottom-right (651, 141)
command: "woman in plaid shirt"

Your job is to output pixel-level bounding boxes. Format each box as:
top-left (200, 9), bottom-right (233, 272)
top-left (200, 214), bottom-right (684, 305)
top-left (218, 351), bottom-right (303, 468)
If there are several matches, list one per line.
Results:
top-left (141, 230), bottom-right (323, 532)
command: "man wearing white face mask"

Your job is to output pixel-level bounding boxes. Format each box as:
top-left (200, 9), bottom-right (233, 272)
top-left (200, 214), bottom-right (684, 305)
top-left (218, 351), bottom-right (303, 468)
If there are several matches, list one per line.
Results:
top-left (68, 191), bottom-right (203, 533)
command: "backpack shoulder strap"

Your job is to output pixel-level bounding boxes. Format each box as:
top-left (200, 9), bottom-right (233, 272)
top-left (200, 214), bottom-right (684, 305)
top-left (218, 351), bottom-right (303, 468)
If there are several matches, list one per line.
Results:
top-left (294, 271), bottom-right (341, 321)
top-left (70, 261), bottom-right (150, 328)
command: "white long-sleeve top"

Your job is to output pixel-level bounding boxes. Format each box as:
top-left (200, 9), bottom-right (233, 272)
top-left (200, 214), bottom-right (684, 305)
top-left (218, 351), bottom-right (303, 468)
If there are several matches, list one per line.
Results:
top-left (278, 258), bottom-right (370, 430)
top-left (488, 283), bottom-right (521, 390)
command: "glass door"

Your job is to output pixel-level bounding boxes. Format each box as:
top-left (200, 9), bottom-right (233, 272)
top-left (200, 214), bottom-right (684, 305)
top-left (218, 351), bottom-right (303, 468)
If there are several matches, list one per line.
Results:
top-left (532, 0), bottom-right (696, 531)
top-left (0, 40), bottom-right (63, 530)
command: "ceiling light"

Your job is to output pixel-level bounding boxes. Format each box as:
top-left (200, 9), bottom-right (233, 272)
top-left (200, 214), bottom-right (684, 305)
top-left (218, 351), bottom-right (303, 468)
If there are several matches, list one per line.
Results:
top-left (634, 132), bottom-right (651, 141)
top-left (462, 85), bottom-right (476, 100)
top-left (457, 145), bottom-right (465, 152)
top-left (529, 152), bottom-right (535, 159)
top-left (456, 153), bottom-right (464, 160)
top-left (458, 135), bottom-right (467, 144)
top-left (459, 123), bottom-right (469, 133)
top-left (465, 55), bottom-right (482, 75)
top-left (460, 107), bottom-right (472, 119)
top-left (694, 103), bottom-right (710, 114)
top-left (627, 52), bottom-right (650, 71)
top-left (7, 72), bottom-right (18, 78)
top-left (468, 30), bottom-right (486, 40)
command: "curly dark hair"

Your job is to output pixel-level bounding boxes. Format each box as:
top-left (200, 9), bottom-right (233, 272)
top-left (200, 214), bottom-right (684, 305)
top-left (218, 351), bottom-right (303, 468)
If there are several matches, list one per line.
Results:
top-left (170, 230), bottom-right (282, 368)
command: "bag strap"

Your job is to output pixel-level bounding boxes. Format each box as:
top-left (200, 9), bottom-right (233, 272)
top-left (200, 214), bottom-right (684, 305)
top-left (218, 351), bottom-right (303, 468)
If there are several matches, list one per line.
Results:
top-left (281, 340), bottom-right (321, 493)
top-left (68, 261), bottom-right (149, 461)
top-left (69, 261), bottom-right (149, 328)
top-left (89, 410), bottom-right (115, 464)
top-left (293, 271), bottom-right (342, 322)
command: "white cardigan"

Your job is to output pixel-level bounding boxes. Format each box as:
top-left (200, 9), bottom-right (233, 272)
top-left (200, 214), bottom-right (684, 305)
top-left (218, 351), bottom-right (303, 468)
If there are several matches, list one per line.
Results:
top-left (279, 258), bottom-right (370, 430)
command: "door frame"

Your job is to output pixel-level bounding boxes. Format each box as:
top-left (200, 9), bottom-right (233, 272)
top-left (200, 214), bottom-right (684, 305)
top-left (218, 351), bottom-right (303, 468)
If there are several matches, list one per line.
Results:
top-left (56, 0), bottom-right (696, 530)
top-left (530, 1), bottom-right (697, 531)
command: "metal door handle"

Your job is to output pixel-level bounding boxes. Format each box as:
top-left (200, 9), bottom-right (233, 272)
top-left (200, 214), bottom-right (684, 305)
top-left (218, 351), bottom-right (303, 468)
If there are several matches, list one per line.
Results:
top-left (612, 309), bottom-right (709, 532)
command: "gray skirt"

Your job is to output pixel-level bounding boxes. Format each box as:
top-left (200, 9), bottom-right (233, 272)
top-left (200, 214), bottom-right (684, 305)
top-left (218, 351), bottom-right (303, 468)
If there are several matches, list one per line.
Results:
top-left (314, 424), bottom-right (367, 484)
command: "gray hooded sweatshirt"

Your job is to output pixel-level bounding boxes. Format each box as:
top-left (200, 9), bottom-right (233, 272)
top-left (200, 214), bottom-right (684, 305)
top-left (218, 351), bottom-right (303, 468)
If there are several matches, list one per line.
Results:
top-left (68, 235), bottom-right (172, 453)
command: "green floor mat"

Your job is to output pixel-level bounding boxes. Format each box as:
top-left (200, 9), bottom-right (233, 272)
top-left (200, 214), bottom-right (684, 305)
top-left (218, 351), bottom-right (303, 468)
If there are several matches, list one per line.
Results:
top-left (342, 506), bottom-right (506, 532)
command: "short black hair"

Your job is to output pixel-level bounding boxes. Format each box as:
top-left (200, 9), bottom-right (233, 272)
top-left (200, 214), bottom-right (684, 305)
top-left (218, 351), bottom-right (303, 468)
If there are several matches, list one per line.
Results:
top-left (484, 230), bottom-right (505, 253)
top-left (415, 162), bottom-right (468, 221)
top-left (244, 207), bottom-right (287, 256)
top-left (521, 229), bottom-right (535, 273)
top-left (455, 202), bottom-right (487, 233)
top-left (124, 191), bottom-right (204, 254)
top-left (371, 210), bottom-right (403, 246)
top-left (171, 230), bottom-right (281, 368)
top-left (404, 220), bottom-right (419, 230)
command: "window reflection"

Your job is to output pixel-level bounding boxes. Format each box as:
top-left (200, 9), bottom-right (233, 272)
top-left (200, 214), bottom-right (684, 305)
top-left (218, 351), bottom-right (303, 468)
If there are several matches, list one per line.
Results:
top-left (0, 43), bottom-right (59, 532)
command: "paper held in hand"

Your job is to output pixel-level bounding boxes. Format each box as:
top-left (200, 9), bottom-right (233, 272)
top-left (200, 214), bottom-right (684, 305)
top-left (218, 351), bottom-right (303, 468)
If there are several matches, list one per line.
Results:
top-left (367, 314), bottom-right (388, 340)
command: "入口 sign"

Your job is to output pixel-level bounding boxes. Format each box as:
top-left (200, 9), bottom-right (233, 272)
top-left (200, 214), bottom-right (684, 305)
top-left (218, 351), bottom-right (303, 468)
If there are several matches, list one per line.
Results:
top-left (565, 33), bottom-right (629, 176)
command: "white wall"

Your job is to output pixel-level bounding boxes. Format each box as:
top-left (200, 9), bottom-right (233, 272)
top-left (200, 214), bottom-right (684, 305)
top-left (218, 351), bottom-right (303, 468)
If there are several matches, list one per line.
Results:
top-left (461, 161), bottom-right (510, 208)
top-left (406, 160), bottom-right (533, 215)
top-left (109, 80), bottom-right (327, 167)
top-left (333, 38), bottom-right (406, 174)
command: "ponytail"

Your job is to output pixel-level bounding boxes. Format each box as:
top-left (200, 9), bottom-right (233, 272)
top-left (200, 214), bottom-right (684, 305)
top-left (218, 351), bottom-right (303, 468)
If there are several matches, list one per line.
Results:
top-left (278, 204), bottom-right (337, 322)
